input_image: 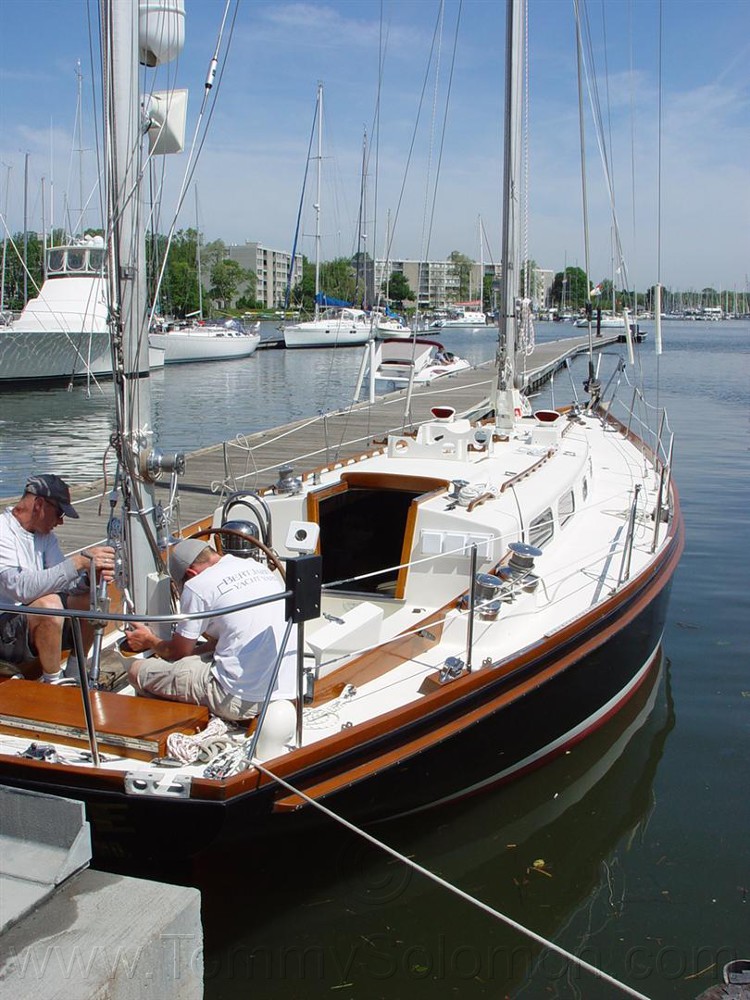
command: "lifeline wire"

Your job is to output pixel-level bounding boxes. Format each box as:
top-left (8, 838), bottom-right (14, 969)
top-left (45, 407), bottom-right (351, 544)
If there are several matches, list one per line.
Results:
top-left (254, 759), bottom-right (652, 1000)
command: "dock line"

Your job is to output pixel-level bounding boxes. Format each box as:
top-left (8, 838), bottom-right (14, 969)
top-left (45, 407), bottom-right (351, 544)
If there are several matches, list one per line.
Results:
top-left (254, 760), bottom-right (652, 1000)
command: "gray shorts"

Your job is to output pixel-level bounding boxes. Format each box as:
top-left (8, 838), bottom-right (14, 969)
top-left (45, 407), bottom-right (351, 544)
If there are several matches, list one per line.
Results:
top-left (131, 655), bottom-right (261, 722)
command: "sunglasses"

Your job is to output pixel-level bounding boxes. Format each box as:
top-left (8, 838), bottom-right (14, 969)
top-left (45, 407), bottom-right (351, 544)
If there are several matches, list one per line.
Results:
top-left (39, 496), bottom-right (63, 517)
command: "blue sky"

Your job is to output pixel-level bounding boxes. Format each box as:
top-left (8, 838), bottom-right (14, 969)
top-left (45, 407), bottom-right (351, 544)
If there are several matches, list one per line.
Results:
top-left (1, 0), bottom-right (748, 293)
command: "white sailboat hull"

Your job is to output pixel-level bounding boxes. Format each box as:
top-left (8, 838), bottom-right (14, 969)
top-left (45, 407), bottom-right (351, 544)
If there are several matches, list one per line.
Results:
top-left (435, 311), bottom-right (487, 329)
top-left (149, 327), bottom-right (260, 364)
top-left (284, 315), bottom-right (372, 349)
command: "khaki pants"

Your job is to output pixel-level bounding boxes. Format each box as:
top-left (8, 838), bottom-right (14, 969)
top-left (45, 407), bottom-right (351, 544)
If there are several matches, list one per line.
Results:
top-left (131, 655), bottom-right (261, 721)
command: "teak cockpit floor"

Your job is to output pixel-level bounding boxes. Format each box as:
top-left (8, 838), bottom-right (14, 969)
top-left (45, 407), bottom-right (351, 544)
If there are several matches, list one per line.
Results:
top-left (0, 679), bottom-right (208, 760)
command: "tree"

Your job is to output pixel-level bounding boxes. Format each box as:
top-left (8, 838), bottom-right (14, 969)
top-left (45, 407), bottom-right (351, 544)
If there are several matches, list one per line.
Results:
top-left (550, 266), bottom-right (589, 310)
top-left (2, 232), bottom-right (43, 310)
top-left (383, 271), bottom-right (413, 308)
top-left (482, 273), bottom-right (496, 313)
top-left (291, 256), bottom-right (316, 313)
top-left (209, 258), bottom-right (249, 311)
top-left (448, 250), bottom-right (473, 301)
top-left (319, 257), bottom-right (357, 304)
top-left (148, 229), bottom-right (200, 317)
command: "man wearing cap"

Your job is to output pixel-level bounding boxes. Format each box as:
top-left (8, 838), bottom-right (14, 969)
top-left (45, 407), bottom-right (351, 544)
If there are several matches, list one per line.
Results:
top-left (125, 539), bottom-right (296, 722)
top-left (0, 474), bottom-right (116, 682)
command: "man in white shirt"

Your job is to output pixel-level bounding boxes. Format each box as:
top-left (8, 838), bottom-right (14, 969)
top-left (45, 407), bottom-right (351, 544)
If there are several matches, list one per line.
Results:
top-left (125, 538), bottom-right (296, 722)
top-left (0, 474), bottom-right (115, 681)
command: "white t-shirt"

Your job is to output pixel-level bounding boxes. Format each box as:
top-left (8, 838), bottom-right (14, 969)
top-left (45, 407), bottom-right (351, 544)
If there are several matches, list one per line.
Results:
top-left (0, 507), bottom-right (81, 606)
top-left (177, 554), bottom-right (297, 702)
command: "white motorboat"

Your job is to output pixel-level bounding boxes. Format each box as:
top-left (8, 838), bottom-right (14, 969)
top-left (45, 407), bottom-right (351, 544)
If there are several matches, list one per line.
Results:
top-left (0, 236), bottom-right (164, 385)
top-left (149, 318), bottom-right (260, 364)
top-left (373, 337), bottom-right (471, 385)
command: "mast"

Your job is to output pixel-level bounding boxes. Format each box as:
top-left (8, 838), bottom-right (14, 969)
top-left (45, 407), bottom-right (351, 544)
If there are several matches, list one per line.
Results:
top-left (356, 127), bottom-right (368, 309)
top-left (478, 215), bottom-right (484, 315)
top-left (313, 82), bottom-right (323, 321)
top-left (573, 0), bottom-right (598, 397)
top-left (75, 59), bottom-right (85, 236)
top-left (495, 0), bottom-right (525, 431)
top-left (103, 0), bottom-right (185, 616)
top-left (195, 184), bottom-right (204, 319)
top-left (23, 152), bottom-right (29, 306)
top-left (1, 165), bottom-right (11, 312)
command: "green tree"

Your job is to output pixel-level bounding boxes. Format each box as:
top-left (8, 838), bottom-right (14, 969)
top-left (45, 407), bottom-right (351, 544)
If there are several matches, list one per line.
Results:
top-left (551, 266), bottom-right (589, 310)
top-left (383, 271), bottom-right (414, 308)
top-left (209, 258), bottom-right (249, 311)
top-left (2, 232), bottom-right (43, 310)
top-left (319, 257), bottom-right (357, 304)
top-left (482, 273), bottom-right (496, 313)
top-left (291, 256), bottom-right (316, 313)
top-left (448, 250), bottom-right (473, 301)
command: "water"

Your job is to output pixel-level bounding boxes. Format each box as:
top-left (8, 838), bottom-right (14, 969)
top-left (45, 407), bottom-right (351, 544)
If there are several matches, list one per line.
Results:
top-left (1, 320), bottom-right (748, 997)
top-left (0, 323), bottom-right (499, 495)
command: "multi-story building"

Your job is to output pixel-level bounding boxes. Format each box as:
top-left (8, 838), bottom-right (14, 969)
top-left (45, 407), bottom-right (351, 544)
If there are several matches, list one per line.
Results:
top-left (225, 242), bottom-right (302, 310)
top-left (373, 258), bottom-right (490, 309)
top-left (534, 268), bottom-right (555, 310)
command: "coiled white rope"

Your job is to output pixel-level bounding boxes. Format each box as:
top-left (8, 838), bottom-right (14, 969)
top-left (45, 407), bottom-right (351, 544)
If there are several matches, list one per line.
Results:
top-left (254, 759), bottom-right (652, 1000)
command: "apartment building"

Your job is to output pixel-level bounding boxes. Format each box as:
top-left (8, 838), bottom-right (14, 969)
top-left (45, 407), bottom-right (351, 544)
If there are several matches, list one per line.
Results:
top-left (373, 258), bottom-right (491, 309)
top-left (226, 242), bottom-right (302, 310)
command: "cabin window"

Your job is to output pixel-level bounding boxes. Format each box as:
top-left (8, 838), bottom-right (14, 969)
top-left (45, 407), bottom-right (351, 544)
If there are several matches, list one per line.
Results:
top-left (48, 250), bottom-right (65, 273)
top-left (88, 249), bottom-right (105, 273)
top-left (67, 250), bottom-right (85, 271)
top-left (582, 477), bottom-right (589, 503)
top-left (529, 508), bottom-right (554, 548)
top-left (558, 490), bottom-right (575, 527)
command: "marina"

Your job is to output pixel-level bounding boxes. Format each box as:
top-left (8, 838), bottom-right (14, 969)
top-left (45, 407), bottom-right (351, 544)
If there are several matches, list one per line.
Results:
top-left (1, 318), bottom-right (747, 1000)
top-left (0, 0), bottom-right (747, 994)
top-left (1, 329), bottom-right (619, 548)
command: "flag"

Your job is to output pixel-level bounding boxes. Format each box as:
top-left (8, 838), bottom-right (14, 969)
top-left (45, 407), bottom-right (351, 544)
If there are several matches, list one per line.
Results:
top-left (590, 284), bottom-right (602, 296)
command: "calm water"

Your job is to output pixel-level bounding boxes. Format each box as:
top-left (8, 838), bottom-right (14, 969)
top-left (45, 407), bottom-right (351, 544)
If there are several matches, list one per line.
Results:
top-left (1, 321), bottom-right (748, 998)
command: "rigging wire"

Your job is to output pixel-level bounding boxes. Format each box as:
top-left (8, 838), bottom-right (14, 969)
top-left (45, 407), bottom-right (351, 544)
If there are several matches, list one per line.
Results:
top-left (145, 0), bottom-right (239, 333)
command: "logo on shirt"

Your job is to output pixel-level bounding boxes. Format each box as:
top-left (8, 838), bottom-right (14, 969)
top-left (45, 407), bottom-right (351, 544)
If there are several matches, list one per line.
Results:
top-left (216, 565), bottom-right (272, 598)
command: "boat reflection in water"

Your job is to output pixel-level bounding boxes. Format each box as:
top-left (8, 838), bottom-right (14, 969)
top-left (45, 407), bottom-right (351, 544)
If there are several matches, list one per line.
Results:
top-left (0, 382), bottom-right (120, 492)
top-left (194, 653), bottom-right (673, 1000)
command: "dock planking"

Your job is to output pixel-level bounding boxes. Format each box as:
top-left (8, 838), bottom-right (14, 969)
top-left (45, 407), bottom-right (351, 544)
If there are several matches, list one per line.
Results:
top-left (2, 333), bottom-right (618, 555)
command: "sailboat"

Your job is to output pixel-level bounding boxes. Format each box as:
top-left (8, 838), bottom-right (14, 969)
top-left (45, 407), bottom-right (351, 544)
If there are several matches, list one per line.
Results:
top-left (148, 314), bottom-right (260, 364)
top-left (283, 85), bottom-right (373, 350)
top-left (148, 187), bottom-right (260, 364)
top-left (0, 0), bottom-right (683, 870)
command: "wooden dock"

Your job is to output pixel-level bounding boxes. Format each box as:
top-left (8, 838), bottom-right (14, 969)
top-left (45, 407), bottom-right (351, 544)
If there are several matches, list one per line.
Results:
top-left (3, 333), bottom-right (618, 554)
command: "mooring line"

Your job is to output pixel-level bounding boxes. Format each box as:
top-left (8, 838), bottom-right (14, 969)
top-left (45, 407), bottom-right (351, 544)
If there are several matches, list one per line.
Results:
top-left (254, 760), bottom-right (651, 1000)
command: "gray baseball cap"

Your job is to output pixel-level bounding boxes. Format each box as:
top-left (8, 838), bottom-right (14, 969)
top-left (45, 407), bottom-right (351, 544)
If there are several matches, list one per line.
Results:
top-left (168, 538), bottom-right (208, 584)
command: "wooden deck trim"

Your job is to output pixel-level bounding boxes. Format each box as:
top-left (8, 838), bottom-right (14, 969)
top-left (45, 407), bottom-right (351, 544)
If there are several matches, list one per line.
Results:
top-left (341, 471), bottom-right (450, 494)
top-left (0, 683), bottom-right (209, 761)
